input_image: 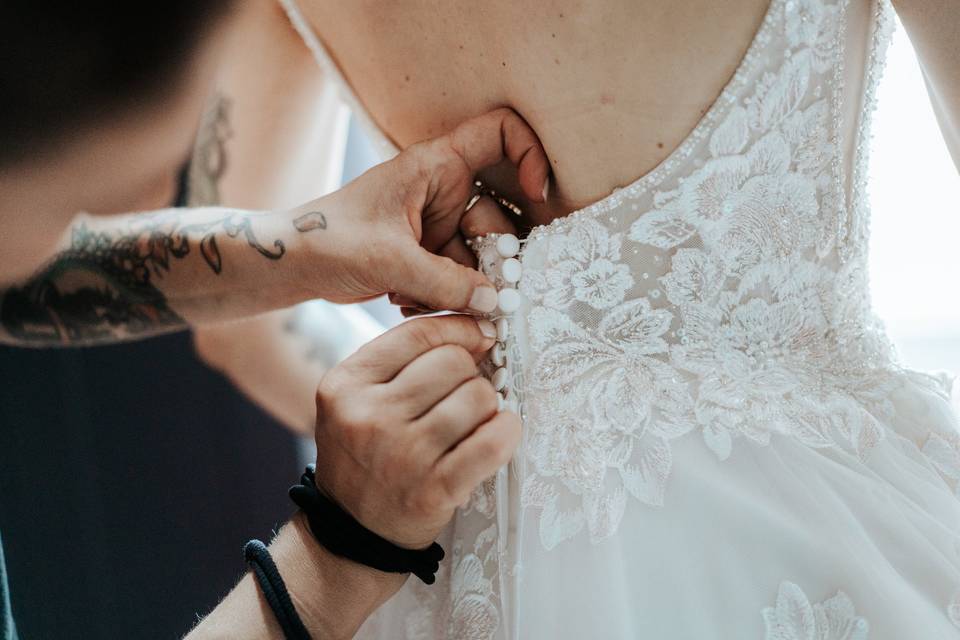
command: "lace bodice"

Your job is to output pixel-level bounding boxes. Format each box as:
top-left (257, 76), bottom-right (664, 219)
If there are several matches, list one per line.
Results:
top-left (470, 0), bottom-right (904, 551)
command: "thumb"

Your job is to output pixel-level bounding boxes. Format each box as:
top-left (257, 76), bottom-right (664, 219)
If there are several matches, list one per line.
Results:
top-left (392, 244), bottom-right (499, 313)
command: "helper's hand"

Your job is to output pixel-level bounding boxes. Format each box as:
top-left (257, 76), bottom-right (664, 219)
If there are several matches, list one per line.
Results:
top-left (312, 314), bottom-right (519, 549)
top-left (303, 107), bottom-right (548, 313)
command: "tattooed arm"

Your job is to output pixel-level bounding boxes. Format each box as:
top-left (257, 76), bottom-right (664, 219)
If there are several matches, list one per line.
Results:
top-left (1, 106), bottom-right (549, 348)
top-left (0, 1), bottom-right (359, 349)
top-left (1, 5), bottom-right (551, 350)
top-left (0, 204), bottom-right (332, 346)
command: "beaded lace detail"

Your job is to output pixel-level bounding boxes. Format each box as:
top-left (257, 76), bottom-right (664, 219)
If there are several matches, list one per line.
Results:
top-left (505, 0), bottom-right (902, 552)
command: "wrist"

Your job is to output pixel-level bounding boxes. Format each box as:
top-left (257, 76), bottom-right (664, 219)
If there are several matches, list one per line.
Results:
top-left (259, 206), bottom-right (324, 306)
top-left (148, 207), bottom-right (319, 324)
top-left (280, 194), bottom-right (358, 304)
top-left (269, 513), bottom-right (407, 640)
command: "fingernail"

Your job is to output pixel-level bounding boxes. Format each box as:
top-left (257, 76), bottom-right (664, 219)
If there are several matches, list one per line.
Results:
top-left (477, 319), bottom-right (497, 339)
top-left (468, 286), bottom-right (498, 313)
top-left (541, 178), bottom-right (550, 202)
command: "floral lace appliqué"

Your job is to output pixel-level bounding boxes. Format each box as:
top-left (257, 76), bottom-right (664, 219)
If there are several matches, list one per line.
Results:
top-left (948, 588), bottom-right (960, 629)
top-left (524, 298), bottom-right (694, 547)
top-left (762, 581), bottom-right (869, 640)
top-left (404, 518), bottom-right (502, 640)
top-left (522, 218), bottom-right (634, 310)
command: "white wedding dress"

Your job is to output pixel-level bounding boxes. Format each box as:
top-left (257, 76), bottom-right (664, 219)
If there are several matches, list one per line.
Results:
top-left (282, 0), bottom-right (960, 637)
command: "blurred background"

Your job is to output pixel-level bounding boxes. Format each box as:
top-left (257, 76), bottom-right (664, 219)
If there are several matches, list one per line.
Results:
top-left (869, 24), bottom-right (960, 375)
top-left (0, 20), bottom-right (956, 639)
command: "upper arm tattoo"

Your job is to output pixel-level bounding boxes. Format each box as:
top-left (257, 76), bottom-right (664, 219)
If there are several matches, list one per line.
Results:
top-left (0, 89), bottom-right (335, 347)
top-left (187, 92), bottom-right (233, 207)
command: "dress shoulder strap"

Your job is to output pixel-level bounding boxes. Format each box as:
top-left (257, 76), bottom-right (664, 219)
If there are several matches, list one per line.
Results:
top-left (277, 0), bottom-right (400, 159)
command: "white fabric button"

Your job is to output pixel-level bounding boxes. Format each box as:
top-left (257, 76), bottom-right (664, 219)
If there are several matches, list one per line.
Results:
top-left (501, 258), bottom-right (522, 283)
top-left (496, 234), bottom-right (520, 258)
top-left (491, 342), bottom-right (506, 367)
top-left (496, 317), bottom-right (510, 341)
top-left (498, 288), bottom-right (522, 313)
top-left (496, 391), bottom-right (506, 412)
top-left (492, 367), bottom-right (510, 391)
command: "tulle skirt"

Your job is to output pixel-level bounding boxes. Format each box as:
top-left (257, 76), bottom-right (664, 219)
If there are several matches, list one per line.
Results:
top-left (356, 368), bottom-right (960, 639)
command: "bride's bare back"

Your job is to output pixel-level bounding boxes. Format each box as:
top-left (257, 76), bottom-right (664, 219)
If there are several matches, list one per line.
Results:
top-left (295, 0), bottom-right (771, 228)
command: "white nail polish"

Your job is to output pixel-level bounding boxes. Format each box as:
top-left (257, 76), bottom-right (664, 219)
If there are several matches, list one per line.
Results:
top-left (469, 286), bottom-right (499, 313)
top-left (478, 319), bottom-right (497, 339)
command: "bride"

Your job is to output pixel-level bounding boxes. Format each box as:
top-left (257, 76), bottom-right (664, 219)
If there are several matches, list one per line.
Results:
top-left (194, 0), bottom-right (960, 637)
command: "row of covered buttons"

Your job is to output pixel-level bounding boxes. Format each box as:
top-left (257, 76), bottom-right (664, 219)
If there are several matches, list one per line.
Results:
top-left (495, 233), bottom-right (523, 313)
top-left (474, 232), bottom-right (523, 414)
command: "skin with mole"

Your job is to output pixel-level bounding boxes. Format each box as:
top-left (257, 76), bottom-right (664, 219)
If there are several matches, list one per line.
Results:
top-left (296, 0), bottom-right (774, 231)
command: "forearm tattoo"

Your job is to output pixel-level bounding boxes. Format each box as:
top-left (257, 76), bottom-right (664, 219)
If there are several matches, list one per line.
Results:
top-left (292, 211), bottom-right (327, 232)
top-left (0, 210), bottom-right (286, 346)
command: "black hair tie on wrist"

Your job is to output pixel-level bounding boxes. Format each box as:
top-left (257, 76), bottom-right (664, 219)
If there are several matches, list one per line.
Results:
top-left (289, 464), bottom-right (445, 585)
top-left (243, 539), bottom-right (311, 640)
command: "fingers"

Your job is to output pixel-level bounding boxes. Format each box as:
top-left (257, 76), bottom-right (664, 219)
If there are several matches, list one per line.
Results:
top-left (383, 108), bottom-right (544, 314)
top-left (389, 293), bottom-right (425, 308)
top-left (389, 233), bottom-right (480, 315)
top-left (391, 295), bottom-right (439, 317)
top-left (393, 240), bottom-right (499, 313)
top-left (391, 197), bottom-right (511, 315)
top-left (415, 377), bottom-right (500, 452)
top-left (460, 195), bottom-right (518, 240)
top-left (343, 315), bottom-right (496, 383)
top-left (401, 307), bottom-right (435, 318)
top-left (387, 343), bottom-right (481, 417)
top-left (433, 410), bottom-right (521, 503)
top-left (446, 108), bottom-right (550, 203)
top-left (438, 231), bottom-right (479, 270)
top-left (391, 197), bottom-right (509, 315)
